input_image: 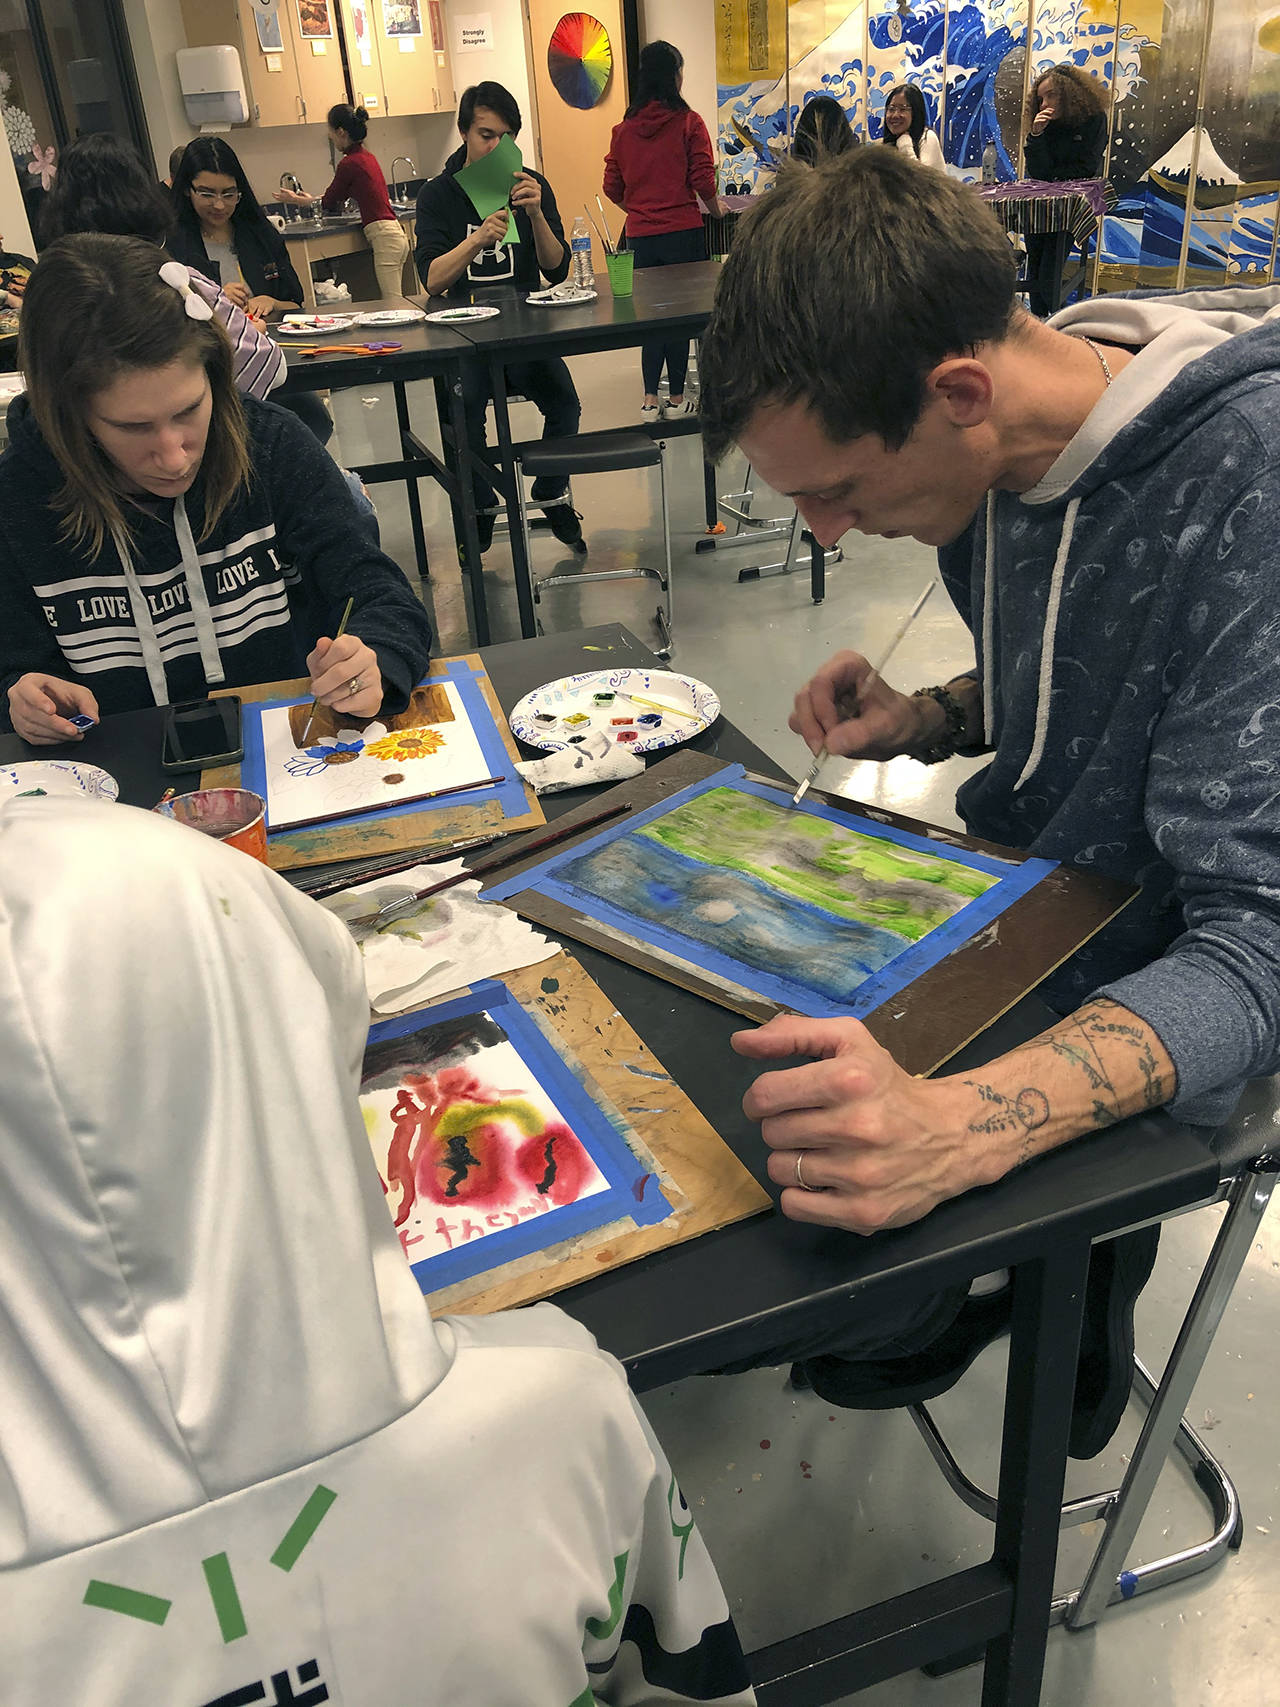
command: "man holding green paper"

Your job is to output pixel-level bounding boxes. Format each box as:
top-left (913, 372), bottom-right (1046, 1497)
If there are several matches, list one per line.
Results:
top-left (415, 81), bottom-right (586, 554)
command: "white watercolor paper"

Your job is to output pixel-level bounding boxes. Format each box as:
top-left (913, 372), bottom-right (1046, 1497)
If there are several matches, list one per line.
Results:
top-left (258, 680), bottom-right (494, 830)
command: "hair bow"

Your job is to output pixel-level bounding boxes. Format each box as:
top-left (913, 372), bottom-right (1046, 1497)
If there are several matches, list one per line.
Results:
top-left (158, 260), bottom-right (215, 322)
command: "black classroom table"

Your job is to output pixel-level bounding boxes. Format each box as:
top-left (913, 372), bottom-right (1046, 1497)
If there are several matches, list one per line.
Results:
top-left (0, 623), bottom-right (1217, 1707)
top-left (412, 262), bottom-right (724, 639)
top-left (272, 307), bottom-right (495, 642)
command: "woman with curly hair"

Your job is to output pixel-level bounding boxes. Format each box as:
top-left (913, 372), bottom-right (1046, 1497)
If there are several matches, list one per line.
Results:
top-left (1023, 64), bottom-right (1109, 315)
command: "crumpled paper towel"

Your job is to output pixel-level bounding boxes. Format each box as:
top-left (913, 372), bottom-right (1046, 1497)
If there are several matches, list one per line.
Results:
top-left (515, 729), bottom-right (645, 795)
top-left (322, 859), bottom-right (556, 1013)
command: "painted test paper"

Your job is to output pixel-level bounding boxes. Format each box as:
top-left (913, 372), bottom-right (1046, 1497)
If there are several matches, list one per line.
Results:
top-left (361, 1007), bottom-right (610, 1270)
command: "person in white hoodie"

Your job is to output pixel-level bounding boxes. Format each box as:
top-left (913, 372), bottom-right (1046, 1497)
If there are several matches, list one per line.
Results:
top-left (699, 145), bottom-right (1280, 1454)
top-left (0, 795), bottom-right (754, 1707)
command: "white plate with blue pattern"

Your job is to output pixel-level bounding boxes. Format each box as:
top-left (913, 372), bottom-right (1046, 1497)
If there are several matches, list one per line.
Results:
top-left (509, 668), bottom-right (720, 754)
top-left (0, 760), bottom-right (119, 803)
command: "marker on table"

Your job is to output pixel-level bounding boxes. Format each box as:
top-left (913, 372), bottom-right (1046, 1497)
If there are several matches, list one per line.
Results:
top-left (791, 578), bottom-right (937, 808)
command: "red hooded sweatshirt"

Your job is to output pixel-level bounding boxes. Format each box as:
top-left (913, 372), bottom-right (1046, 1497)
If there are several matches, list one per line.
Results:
top-left (603, 100), bottom-right (718, 237)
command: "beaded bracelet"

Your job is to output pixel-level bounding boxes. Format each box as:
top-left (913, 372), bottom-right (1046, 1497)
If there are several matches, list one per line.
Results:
top-left (910, 683), bottom-right (970, 765)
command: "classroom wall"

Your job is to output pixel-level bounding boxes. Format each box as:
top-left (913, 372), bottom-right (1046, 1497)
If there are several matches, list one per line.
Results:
top-left (639, 0), bottom-right (718, 142)
top-left (445, 0), bottom-right (537, 164)
top-left (118, 0), bottom-right (537, 197)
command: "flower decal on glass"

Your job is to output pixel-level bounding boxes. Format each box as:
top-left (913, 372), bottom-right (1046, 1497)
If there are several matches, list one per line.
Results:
top-left (364, 727), bottom-right (447, 763)
top-left (284, 736), bottom-right (364, 778)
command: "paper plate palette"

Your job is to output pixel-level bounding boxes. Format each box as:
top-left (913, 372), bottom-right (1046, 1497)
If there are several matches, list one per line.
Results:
top-left (276, 314), bottom-right (358, 336)
top-left (425, 304), bottom-right (501, 323)
top-left (358, 308), bottom-right (426, 326)
top-left (527, 286), bottom-right (597, 307)
top-left (0, 760), bottom-right (119, 802)
top-left (509, 669), bottom-right (719, 755)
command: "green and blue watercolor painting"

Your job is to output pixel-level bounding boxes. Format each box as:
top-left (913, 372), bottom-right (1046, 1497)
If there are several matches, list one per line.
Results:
top-left (555, 786), bottom-right (997, 1005)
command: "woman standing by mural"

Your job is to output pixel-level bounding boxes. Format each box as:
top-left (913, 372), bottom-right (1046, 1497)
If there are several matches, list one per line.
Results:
top-left (1023, 64), bottom-right (1109, 315)
top-left (604, 40), bottom-right (724, 423)
top-left (880, 85), bottom-right (945, 169)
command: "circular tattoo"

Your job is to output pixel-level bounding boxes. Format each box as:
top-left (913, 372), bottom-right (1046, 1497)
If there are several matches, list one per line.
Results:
top-left (1015, 1088), bottom-right (1050, 1130)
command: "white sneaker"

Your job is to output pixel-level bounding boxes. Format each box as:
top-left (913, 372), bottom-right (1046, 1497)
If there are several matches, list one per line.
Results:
top-left (640, 403), bottom-right (660, 426)
top-left (665, 396), bottom-right (698, 417)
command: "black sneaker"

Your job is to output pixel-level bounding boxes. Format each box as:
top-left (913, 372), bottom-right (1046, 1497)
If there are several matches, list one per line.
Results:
top-left (543, 503), bottom-right (587, 552)
top-left (457, 507), bottom-right (496, 566)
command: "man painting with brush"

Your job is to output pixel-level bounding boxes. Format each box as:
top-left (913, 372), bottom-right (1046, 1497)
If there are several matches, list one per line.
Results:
top-left (699, 147), bottom-right (1280, 1457)
top-left (415, 82), bottom-right (586, 557)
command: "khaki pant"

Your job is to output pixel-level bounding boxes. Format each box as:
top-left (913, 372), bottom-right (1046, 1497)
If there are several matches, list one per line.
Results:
top-left (364, 218), bottom-right (410, 300)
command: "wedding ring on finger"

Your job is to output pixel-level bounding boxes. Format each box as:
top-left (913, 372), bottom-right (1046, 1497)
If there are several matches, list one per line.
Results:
top-left (794, 1150), bottom-right (818, 1192)
top-left (346, 675), bottom-right (363, 698)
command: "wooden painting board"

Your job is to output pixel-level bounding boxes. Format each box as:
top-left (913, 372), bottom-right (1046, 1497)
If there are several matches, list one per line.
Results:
top-left (485, 750), bottom-right (1136, 1080)
top-left (389, 953), bottom-right (770, 1315)
top-left (204, 654), bottom-right (543, 871)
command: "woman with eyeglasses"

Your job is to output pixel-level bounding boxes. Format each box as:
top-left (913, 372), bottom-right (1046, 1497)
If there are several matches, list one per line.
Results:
top-left (169, 138), bottom-right (304, 320)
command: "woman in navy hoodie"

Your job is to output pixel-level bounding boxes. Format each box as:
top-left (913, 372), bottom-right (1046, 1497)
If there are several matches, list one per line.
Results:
top-left (0, 235), bottom-right (431, 744)
top-left (604, 42), bottom-right (723, 422)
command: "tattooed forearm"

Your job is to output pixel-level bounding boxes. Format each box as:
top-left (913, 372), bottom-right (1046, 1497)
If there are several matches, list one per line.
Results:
top-left (947, 1000), bottom-right (1176, 1176)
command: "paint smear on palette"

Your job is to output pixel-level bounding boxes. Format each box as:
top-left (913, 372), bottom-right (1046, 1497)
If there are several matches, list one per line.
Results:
top-left (360, 1008), bottom-right (608, 1264)
top-left (554, 786), bottom-right (999, 1006)
top-left (256, 679), bottom-right (493, 830)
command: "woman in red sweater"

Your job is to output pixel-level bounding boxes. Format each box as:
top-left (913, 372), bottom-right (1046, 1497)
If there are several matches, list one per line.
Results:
top-left (281, 104), bottom-right (410, 300)
top-left (604, 42), bottom-right (722, 421)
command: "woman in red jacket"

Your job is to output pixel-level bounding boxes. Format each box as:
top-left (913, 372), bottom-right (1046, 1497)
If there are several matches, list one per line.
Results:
top-left (604, 42), bottom-right (722, 421)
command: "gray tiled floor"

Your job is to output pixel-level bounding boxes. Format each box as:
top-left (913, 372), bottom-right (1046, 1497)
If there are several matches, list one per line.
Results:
top-left (329, 347), bottom-right (1280, 1706)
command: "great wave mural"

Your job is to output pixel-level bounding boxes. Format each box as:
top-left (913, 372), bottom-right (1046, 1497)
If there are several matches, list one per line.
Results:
top-left (716, 0), bottom-right (1280, 289)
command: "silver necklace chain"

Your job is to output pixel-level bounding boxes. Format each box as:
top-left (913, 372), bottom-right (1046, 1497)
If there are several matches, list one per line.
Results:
top-left (1082, 336), bottom-right (1114, 386)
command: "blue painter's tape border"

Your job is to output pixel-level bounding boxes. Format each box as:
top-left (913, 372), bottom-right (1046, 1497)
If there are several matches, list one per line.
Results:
top-left (485, 765), bottom-right (1057, 1019)
top-left (365, 978), bottom-right (672, 1295)
top-left (240, 661), bottom-right (528, 836)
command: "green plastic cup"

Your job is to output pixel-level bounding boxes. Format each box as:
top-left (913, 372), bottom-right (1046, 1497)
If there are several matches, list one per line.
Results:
top-left (606, 251), bottom-right (634, 298)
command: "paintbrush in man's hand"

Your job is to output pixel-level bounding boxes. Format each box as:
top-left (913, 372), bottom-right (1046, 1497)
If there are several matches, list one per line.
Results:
top-left (792, 578), bottom-right (936, 806)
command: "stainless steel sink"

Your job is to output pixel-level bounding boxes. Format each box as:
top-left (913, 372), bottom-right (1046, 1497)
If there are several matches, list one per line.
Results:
top-left (280, 215), bottom-right (363, 236)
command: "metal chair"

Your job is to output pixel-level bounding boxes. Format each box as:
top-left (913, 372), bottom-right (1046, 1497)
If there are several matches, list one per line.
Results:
top-left (514, 430), bottom-right (674, 658)
top-left (911, 1076), bottom-right (1279, 1652)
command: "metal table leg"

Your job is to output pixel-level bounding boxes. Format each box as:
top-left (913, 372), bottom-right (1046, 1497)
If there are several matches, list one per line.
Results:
top-left (392, 377), bottom-right (428, 583)
top-left (488, 353), bottom-right (538, 639)
top-left (982, 1240), bottom-right (1091, 1706)
top-left (438, 360), bottom-right (490, 646)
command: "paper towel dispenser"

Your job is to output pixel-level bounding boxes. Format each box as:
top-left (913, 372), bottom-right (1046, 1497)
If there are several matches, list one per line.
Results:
top-left (176, 45), bottom-right (248, 131)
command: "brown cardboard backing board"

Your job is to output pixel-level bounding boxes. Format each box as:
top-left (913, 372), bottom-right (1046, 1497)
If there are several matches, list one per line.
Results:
top-left (485, 750), bottom-right (1135, 1079)
top-left (203, 655), bottom-right (543, 870)
top-left (392, 953), bottom-right (771, 1315)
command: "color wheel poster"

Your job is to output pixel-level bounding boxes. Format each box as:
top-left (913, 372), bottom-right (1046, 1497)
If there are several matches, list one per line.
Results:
top-left (548, 12), bottom-right (612, 110)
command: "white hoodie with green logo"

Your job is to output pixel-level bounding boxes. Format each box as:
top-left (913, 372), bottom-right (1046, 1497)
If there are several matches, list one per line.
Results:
top-left (0, 797), bottom-right (754, 1707)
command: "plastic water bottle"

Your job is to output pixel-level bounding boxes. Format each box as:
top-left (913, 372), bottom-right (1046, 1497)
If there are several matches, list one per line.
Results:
top-left (982, 140), bottom-right (998, 185)
top-left (570, 216), bottom-right (593, 288)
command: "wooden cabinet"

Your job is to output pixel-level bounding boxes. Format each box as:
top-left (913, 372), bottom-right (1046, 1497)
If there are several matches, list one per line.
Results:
top-left (180, 0), bottom-right (346, 128)
top-left (337, 0), bottom-right (454, 120)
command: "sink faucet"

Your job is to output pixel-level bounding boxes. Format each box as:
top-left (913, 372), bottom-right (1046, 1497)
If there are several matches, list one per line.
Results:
top-left (279, 172), bottom-right (303, 221)
top-left (390, 156), bottom-right (416, 204)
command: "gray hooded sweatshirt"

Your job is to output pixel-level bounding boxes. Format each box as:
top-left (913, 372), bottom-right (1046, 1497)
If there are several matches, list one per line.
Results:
top-left (938, 287), bottom-right (1280, 1126)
